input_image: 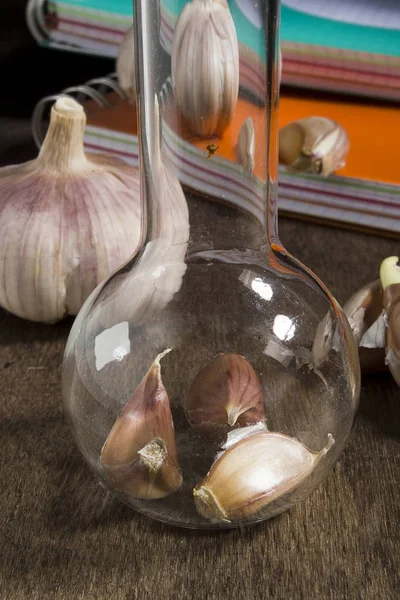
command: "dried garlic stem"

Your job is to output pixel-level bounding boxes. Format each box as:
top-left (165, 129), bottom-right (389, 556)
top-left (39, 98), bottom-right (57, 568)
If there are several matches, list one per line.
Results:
top-left (37, 97), bottom-right (91, 174)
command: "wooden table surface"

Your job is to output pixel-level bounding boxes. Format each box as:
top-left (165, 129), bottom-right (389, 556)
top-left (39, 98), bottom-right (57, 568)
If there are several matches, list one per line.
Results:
top-left (0, 23), bottom-right (399, 600)
top-left (1, 211), bottom-right (399, 599)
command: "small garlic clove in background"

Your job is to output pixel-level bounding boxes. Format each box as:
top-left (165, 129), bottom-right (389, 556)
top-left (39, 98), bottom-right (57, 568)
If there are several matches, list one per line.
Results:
top-left (0, 97), bottom-right (142, 323)
top-left (193, 431), bottom-right (335, 522)
top-left (343, 280), bottom-right (383, 346)
top-left (185, 353), bottom-right (265, 439)
top-left (117, 26), bottom-right (136, 105)
top-left (171, 0), bottom-right (239, 138)
top-left (237, 117), bottom-right (255, 175)
top-left (380, 256), bottom-right (400, 386)
top-left (279, 117), bottom-right (350, 176)
top-left (101, 349), bottom-right (183, 499)
top-left (312, 311), bottom-right (335, 369)
top-left (343, 279), bottom-right (386, 373)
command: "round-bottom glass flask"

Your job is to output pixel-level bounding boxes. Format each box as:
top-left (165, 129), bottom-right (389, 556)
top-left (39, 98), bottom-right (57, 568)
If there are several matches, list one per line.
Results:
top-left (62, 0), bottom-right (360, 529)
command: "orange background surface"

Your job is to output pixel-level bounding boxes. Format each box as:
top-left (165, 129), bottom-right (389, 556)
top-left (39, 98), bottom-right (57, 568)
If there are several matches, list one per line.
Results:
top-left (88, 93), bottom-right (400, 185)
top-left (279, 96), bottom-right (400, 184)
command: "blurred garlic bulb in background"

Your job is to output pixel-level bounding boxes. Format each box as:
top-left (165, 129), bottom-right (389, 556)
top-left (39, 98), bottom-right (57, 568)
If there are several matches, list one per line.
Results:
top-left (172, 0), bottom-right (239, 138)
top-left (0, 97), bottom-right (142, 323)
top-left (84, 95), bottom-right (190, 330)
top-left (279, 117), bottom-right (350, 176)
top-left (117, 26), bottom-right (136, 105)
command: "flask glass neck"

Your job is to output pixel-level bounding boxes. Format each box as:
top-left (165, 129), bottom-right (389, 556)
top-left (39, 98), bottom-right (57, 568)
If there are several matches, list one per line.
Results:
top-left (134, 0), bottom-right (281, 252)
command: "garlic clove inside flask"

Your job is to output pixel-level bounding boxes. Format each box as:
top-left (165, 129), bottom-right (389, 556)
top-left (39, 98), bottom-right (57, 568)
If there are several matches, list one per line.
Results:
top-left (0, 97), bottom-right (141, 323)
top-left (101, 349), bottom-right (183, 499)
top-left (194, 431), bottom-right (335, 522)
top-left (185, 353), bottom-right (265, 438)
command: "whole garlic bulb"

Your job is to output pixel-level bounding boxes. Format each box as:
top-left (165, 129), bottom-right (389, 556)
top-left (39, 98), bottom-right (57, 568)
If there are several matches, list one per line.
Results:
top-left (0, 97), bottom-right (142, 323)
top-left (117, 26), bottom-right (136, 105)
top-left (172, 0), bottom-right (239, 138)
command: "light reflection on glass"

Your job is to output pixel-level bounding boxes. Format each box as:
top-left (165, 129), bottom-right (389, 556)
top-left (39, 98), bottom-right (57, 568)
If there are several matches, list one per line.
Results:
top-left (273, 315), bottom-right (296, 342)
top-left (94, 321), bottom-right (130, 371)
top-left (251, 277), bottom-right (273, 301)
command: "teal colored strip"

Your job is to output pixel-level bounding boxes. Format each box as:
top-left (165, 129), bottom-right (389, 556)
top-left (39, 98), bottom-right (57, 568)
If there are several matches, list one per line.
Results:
top-left (60, 1), bottom-right (266, 57)
top-left (59, 0), bottom-right (133, 16)
top-left (57, 1), bottom-right (400, 59)
top-left (281, 6), bottom-right (400, 58)
top-left (58, 4), bottom-right (130, 24)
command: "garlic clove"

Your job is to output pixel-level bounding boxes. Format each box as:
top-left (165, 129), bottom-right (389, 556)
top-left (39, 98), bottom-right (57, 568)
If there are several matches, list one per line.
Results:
top-left (171, 0), bottom-right (239, 138)
top-left (0, 97), bottom-right (142, 323)
top-left (194, 431), bottom-right (335, 522)
top-left (185, 353), bottom-right (265, 439)
top-left (100, 349), bottom-right (183, 499)
top-left (237, 117), bottom-right (255, 175)
top-left (380, 256), bottom-right (400, 386)
top-left (343, 279), bottom-right (383, 346)
top-left (116, 26), bottom-right (136, 105)
top-left (279, 117), bottom-right (350, 176)
top-left (343, 279), bottom-right (386, 373)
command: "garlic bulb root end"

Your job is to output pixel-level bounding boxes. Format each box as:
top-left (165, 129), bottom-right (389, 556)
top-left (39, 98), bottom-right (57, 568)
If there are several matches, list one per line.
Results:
top-left (54, 96), bottom-right (85, 117)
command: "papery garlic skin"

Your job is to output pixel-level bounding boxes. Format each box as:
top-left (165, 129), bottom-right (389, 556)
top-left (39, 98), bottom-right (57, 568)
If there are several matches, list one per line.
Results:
top-left (343, 280), bottom-right (383, 346)
top-left (194, 431), bottom-right (335, 522)
top-left (185, 353), bottom-right (265, 438)
top-left (343, 279), bottom-right (386, 373)
top-left (381, 256), bottom-right (400, 385)
top-left (171, 0), bottom-right (239, 138)
top-left (117, 26), bottom-right (136, 105)
top-left (0, 97), bottom-right (142, 323)
top-left (279, 117), bottom-right (350, 176)
top-left (101, 349), bottom-right (183, 499)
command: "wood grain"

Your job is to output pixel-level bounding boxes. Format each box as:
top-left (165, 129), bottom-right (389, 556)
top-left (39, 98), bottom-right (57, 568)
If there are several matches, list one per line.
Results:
top-left (0, 215), bottom-right (399, 600)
